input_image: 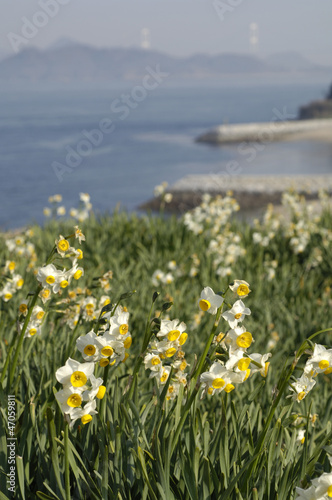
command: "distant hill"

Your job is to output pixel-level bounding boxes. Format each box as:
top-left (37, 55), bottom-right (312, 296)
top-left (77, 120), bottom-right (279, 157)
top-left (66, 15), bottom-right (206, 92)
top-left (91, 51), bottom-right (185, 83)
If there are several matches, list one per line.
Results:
top-left (265, 51), bottom-right (322, 72)
top-left (0, 43), bottom-right (330, 83)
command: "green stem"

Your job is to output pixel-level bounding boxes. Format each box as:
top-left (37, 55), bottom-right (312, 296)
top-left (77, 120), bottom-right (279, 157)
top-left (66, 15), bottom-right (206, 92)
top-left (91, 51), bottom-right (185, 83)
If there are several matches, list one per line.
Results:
top-left (64, 421), bottom-right (71, 500)
top-left (124, 299), bottom-right (155, 405)
top-left (171, 304), bottom-right (224, 455)
top-left (8, 288), bottom-right (40, 388)
top-left (242, 327), bottom-right (332, 487)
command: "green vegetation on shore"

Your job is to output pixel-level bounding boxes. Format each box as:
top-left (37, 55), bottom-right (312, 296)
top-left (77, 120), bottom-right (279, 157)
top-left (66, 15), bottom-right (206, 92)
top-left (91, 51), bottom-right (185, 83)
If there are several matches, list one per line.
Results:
top-left (0, 191), bottom-right (331, 499)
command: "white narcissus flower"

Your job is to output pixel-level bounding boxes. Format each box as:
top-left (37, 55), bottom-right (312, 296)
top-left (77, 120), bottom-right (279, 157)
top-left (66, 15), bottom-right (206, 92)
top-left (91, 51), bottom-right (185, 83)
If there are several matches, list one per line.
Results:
top-left (200, 361), bottom-right (243, 395)
top-left (157, 319), bottom-right (187, 342)
top-left (69, 400), bottom-right (98, 428)
top-left (55, 358), bottom-right (94, 389)
top-left (108, 312), bottom-right (130, 338)
top-left (76, 330), bottom-right (100, 362)
top-left (152, 269), bottom-right (165, 286)
top-left (65, 264), bottom-right (84, 284)
top-left (229, 280), bottom-right (251, 298)
top-left (80, 193), bottom-right (90, 203)
top-left (294, 485), bottom-right (318, 500)
top-left (304, 343), bottom-right (332, 377)
top-left (226, 326), bottom-right (254, 354)
top-left (23, 321), bottom-right (42, 338)
top-left (36, 264), bottom-right (65, 293)
top-left (296, 430), bottom-right (306, 445)
top-left (289, 374), bottom-right (316, 403)
top-left (94, 336), bottom-right (124, 360)
top-left (82, 375), bottom-right (105, 401)
top-left (222, 300), bottom-right (251, 329)
top-left (312, 472), bottom-right (332, 498)
top-left (198, 287), bottom-right (224, 315)
top-left (55, 386), bottom-right (83, 415)
top-left (249, 353), bottom-right (272, 378)
top-left (74, 226), bottom-right (85, 244)
top-left (144, 353), bottom-right (163, 372)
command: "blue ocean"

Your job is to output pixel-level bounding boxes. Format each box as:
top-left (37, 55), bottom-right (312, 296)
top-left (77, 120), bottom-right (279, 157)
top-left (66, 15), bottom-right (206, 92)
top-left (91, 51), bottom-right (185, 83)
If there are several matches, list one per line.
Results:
top-left (1, 80), bottom-right (331, 229)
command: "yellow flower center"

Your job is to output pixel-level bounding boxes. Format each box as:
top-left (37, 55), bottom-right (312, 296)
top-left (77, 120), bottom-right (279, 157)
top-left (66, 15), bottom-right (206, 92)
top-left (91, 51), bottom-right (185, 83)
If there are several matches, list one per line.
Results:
top-left (238, 358), bottom-right (251, 371)
top-left (19, 304), bottom-right (28, 314)
top-left (100, 359), bottom-right (109, 367)
top-left (236, 332), bottom-right (253, 349)
top-left (301, 436), bottom-right (305, 444)
top-left (74, 270), bottom-right (83, 280)
top-left (151, 357), bottom-right (161, 366)
top-left (234, 313), bottom-right (242, 320)
top-left (207, 387), bottom-right (214, 395)
top-left (70, 371), bottom-right (87, 387)
top-left (60, 280), bottom-right (69, 289)
top-left (16, 279), bottom-right (24, 288)
top-left (244, 368), bottom-right (251, 381)
top-left (199, 299), bottom-right (211, 312)
top-left (165, 347), bottom-right (177, 357)
top-left (46, 275), bottom-right (55, 285)
top-left (119, 324), bottom-right (129, 335)
top-left (58, 239), bottom-right (69, 252)
top-left (318, 359), bottom-right (329, 370)
top-left (124, 337), bottom-right (132, 349)
top-left (4, 293), bottom-right (12, 301)
top-left (67, 394), bottom-right (82, 408)
top-left (160, 372), bottom-right (168, 383)
top-left (81, 414), bottom-right (93, 425)
top-left (167, 329), bottom-right (180, 341)
top-left (96, 386), bottom-right (106, 399)
top-left (180, 360), bottom-right (187, 371)
top-left (29, 328), bottom-right (37, 336)
top-left (327, 485), bottom-right (332, 497)
top-left (224, 384), bottom-right (235, 393)
top-left (77, 249), bottom-right (83, 259)
top-left (41, 289), bottom-right (50, 298)
top-left (84, 345), bottom-right (96, 356)
top-left (36, 311), bottom-right (44, 320)
top-left (298, 391), bottom-right (306, 401)
top-left (237, 284), bottom-right (249, 296)
top-left (179, 332), bottom-right (188, 346)
top-left (325, 367), bottom-right (332, 375)
top-left (101, 346), bottom-right (114, 357)
top-left (122, 352), bottom-right (129, 363)
top-left (261, 362), bottom-right (270, 378)
top-left (8, 261), bottom-right (16, 271)
top-left (212, 378), bottom-right (225, 389)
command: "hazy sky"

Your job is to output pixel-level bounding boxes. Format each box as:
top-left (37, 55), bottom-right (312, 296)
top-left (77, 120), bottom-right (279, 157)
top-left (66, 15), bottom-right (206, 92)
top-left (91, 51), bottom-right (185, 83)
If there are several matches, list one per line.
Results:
top-left (1, 0), bottom-right (332, 64)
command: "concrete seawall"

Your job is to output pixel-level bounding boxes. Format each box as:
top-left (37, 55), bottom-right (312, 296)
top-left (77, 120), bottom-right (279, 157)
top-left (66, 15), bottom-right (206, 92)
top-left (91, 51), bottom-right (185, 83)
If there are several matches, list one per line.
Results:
top-left (196, 119), bottom-right (332, 144)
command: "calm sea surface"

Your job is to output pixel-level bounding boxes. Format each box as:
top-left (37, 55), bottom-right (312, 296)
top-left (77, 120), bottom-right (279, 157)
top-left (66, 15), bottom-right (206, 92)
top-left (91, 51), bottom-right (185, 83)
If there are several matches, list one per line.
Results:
top-left (1, 81), bottom-right (331, 229)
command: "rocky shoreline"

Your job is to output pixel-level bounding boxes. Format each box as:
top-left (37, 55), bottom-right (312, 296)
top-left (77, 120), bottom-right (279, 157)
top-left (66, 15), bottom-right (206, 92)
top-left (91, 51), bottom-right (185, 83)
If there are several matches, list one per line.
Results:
top-left (140, 175), bottom-right (332, 213)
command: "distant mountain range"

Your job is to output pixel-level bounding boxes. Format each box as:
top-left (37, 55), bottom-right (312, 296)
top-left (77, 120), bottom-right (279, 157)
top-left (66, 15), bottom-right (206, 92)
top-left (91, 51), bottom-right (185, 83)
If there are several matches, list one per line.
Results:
top-left (0, 42), bottom-right (330, 83)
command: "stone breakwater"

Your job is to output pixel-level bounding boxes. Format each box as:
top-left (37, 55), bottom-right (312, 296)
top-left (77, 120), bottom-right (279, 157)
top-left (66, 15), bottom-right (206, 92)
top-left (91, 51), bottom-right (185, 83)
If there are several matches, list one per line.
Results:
top-left (140, 175), bottom-right (332, 213)
top-left (195, 119), bottom-right (332, 144)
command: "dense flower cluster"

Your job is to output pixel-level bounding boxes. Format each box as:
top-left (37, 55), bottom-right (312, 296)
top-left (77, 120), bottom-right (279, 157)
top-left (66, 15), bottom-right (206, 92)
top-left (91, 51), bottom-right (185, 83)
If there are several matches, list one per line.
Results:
top-left (36, 229), bottom-right (84, 304)
top-left (55, 358), bottom-right (104, 428)
top-left (183, 194), bottom-right (245, 277)
top-left (289, 343), bottom-right (332, 403)
top-left (144, 317), bottom-right (189, 401)
top-left (0, 259), bottom-right (24, 302)
top-left (200, 281), bottom-right (272, 396)
top-left (43, 193), bottom-right (93, 222)
top-left (55, 302), bottom-right (132, 426)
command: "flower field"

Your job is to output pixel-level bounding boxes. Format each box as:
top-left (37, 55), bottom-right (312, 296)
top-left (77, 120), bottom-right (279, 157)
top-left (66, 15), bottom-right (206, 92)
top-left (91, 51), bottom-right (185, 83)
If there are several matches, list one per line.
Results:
top-left (0, 190), bottom-right (332, 500)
